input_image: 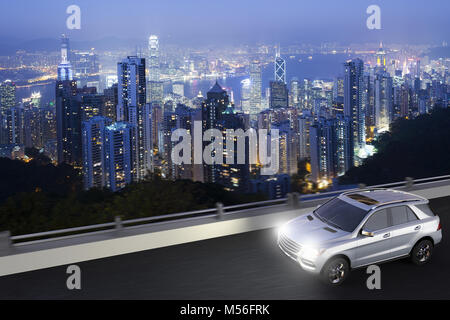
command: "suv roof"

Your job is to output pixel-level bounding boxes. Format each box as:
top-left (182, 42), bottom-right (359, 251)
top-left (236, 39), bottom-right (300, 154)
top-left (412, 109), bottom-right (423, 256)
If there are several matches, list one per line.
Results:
top-left (340, 189), bottom-right (426, 209)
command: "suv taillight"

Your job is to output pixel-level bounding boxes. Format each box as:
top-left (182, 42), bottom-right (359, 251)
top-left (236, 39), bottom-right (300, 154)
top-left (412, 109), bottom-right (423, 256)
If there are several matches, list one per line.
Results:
top-left (437, 222), bottom-right (442, 231)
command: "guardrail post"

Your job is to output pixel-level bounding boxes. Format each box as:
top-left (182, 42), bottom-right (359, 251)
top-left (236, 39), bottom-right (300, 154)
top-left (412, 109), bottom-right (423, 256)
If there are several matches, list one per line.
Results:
top-left (0, 231), bottom-right (11, 255)
top-left (115, 216), bottom-right (123, 233)
top-left (405, 177), bottom-right (414, 190)
top-left (287, 193), bottom-right (300, 209)
top-left (216, 203), bottom-right (224, 220)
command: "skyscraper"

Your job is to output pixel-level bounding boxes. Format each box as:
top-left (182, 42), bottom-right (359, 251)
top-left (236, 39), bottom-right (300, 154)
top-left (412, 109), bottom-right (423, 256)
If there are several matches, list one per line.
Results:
top-left (298, 112), bottom-right (313, 160)
top-left (309, 116), bottom-right (353, 184)
top-left (269, 81), bottom-right (289, 109)
top-left (376, 42), bottom-right (387, 69)
top-left (272, 121), bottom-right (298, 176)
top-left (374, 72), bottom-right (393, 133)
top-left (56, 35), bottom-right (82, 166)
top-left (330, 115), bottom-right (353, 177)
top-left (104, 122), bottom-right (137, 192)
top-left (240, 79), bottom-right (251, 114)
top-left (290, 78), bottom-right (300, 107)
top-left (309, 119), bottom-right (333, 184)
top-left (344, 59), bottom-right (365, 164)
top-left (148, 35), bottom-right (163, 105)
top-left (57, 34), bottom-right (73, 82)
top-left (202, 81), bottom-right (229, 184)
top-left (249, 61), bottom-right (262, 114)
top-left (82, 116), bottom-right (112, 190)
top-left (117, 56), bottom-right (152, 180)
top-left (0, 80), bottom-right (16, 144)
top-left (56, 78), bottom-right (80, 166)
top-left (0, 80), bottom-right (16, 111)
top-left (148, 35), bottom-right (160, 82)
top-left (274, 47), bottom-right (286, 84)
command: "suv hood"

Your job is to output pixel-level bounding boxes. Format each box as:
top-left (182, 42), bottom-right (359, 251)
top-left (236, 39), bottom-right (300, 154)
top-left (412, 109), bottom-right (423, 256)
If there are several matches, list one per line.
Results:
top-left (282, 213), bottom-right (349, 246)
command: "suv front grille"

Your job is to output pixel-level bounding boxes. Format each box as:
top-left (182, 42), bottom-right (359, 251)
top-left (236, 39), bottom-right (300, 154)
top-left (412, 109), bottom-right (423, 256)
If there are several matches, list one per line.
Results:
top-left (278, 233), bottom-right (302, 260)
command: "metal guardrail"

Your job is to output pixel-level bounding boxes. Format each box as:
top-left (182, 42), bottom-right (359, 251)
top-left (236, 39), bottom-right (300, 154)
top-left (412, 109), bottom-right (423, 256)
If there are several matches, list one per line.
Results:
top-left (5, 175), bottom-right (450, 245)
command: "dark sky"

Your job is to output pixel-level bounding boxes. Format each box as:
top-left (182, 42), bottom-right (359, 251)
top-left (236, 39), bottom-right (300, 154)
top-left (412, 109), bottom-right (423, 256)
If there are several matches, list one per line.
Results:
top-left (1, 0), bottom-right (449, 45)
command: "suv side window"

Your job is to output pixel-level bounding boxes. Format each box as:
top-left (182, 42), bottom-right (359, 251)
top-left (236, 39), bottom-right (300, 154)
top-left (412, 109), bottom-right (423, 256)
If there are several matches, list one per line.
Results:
top-left (365, 209), bottom-right (389, 232)
top-left (406, 207), bottom-right (419, 222)
top-left (390, 206), bottom-right (409, 226)
top-left (390, 206), bottom-right (419, 226)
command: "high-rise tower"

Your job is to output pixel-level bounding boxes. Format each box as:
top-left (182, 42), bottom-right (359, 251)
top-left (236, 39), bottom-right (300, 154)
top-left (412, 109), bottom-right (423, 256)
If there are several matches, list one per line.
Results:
top-left (274, 47), bottom-right (286, 84)
top-left (249, 61), bottom-right (262, 114)
top-left (344, 59), bottom-right (365, 165)
top-left (56, 35), bottom-right (81, 166)
top-left (57, 34), bottom-right (73, 81)
top-left (148, 35), bottom-right (160, 82)
top-left (117, 56), bottom-right (152, 180)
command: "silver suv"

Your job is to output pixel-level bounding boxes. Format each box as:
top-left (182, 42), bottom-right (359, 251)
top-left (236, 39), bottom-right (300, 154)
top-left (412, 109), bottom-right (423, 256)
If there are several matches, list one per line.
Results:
top-left (278, 189), bottom-right (442, 285)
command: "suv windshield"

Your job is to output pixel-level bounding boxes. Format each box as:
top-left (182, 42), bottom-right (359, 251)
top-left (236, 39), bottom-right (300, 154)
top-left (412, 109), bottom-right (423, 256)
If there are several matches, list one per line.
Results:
top-left (314, 198), bottom-right (369, 232)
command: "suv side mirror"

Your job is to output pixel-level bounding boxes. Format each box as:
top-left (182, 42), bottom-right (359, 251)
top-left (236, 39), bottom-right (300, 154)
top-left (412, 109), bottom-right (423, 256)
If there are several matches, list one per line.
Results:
top-left (361, 229), bottom-right (374, 237)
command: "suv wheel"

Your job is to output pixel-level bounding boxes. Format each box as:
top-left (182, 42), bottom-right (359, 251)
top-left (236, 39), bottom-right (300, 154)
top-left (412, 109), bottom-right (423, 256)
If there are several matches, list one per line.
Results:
top-left (321, 257), bottom-right (349, 286)
top-left (411, 239), bottom-right (433, 265)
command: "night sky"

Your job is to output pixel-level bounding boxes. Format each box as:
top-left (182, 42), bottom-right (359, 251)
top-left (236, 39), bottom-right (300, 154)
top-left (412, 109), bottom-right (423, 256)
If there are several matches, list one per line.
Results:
top-left (1, 0), bottom-right (449, 45)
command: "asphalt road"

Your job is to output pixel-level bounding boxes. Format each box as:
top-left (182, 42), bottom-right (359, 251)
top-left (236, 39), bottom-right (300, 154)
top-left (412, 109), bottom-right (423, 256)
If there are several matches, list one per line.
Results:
top-left (1, 197), bottom-right (449, 300)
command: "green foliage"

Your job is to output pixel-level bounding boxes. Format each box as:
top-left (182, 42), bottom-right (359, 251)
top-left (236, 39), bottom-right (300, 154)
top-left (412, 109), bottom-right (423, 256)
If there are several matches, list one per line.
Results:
top-left (340, 108), bottom-right (450, 186)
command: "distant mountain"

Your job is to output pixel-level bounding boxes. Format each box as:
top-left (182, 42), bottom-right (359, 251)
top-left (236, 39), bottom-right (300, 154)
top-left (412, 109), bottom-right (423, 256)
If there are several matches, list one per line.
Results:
top-left (423, 46), bottom-right (450, 59)
top-left (0, 36), bottom-right (145, 55)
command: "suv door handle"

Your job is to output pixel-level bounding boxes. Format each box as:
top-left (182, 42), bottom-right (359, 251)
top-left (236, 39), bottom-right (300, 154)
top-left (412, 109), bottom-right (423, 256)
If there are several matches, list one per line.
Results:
top-left (414, 225), bottom-right (421, 231)
top-left (383, 233), bottom-right (390, 238)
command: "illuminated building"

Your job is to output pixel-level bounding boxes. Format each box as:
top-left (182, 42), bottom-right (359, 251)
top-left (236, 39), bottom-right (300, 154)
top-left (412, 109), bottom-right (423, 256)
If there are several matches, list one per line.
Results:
top-left (201, 81), bottom-right (229, 184)
top-left (376, 42), bottom-right (387, 69)
top-left (104, 122), bottom-right (137, 192)
top-left (82, 116), bottom-right (112, 190)
top-left (117, 56), bottom-right (152, 181)
top-left (57, 34), bottom-right (73, 82)
top-left (147, 35), bottom-right (163, 105)
top-left (374, 72), bottom-right (393, 133)
top-left (148, 35), bottom-right (160, 82)
top-left (298, 112), bottom-right (313, 160)
top-left (270, 81), bottom-right (289, 109)
top-left (240, 79), bottom-right (251, 114)
top-left (290, 78), bottom-right (300, 107)
top-left (5, 106), bottom-right (24, 145)
top-left (72, 50), bottom-right (100, 90)
top-left (344, 59), bottom-right (364, 165)
top-left (0, 80), bottom-right (16, 144)
top-left (0, 80), bottom-right (16, 111)
top-left (103, 84), bottom-right (118, 120)
top-left (148, 80), bottom-right (163, 105)
top-left (274, 47), bottom-right (286, 84)
top-left (309, 116), bottom-right (353, 184)
top-left (249, 61), bottom-right (262, 114)
top-left (272, 121), bottom-right (298, 176)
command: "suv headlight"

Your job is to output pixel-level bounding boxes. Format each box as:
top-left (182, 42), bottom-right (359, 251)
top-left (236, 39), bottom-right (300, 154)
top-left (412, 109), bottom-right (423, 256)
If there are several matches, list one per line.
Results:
top-left (299, 246), bottom-right (326, 261)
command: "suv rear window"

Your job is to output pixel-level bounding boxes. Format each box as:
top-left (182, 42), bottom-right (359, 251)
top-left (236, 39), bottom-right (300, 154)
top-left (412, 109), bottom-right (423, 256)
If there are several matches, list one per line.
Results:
top-left (415, 204), bottom-right (435, 217)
